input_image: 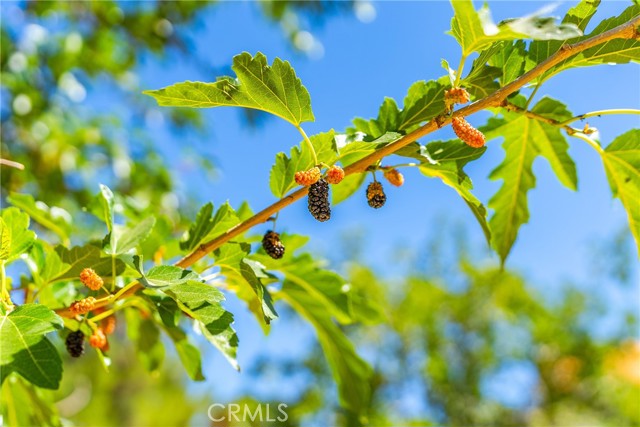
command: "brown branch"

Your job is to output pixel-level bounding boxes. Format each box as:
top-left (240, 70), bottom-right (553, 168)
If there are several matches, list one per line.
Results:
top-left (55, 14), bottom-right (640, 318)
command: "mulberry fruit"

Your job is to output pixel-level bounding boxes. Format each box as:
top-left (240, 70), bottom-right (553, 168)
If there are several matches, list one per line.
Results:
top-left (445, 87), bottom-right (470, 108)
top-left (308, 179), bottom-right (331, 222)
top-left (451, 117), bottom-right (485, 148)
top-left (101, 316), bottom-right (116, 335)
top-left (295, 167), bottom-right (321, 186)
top-left (79, 268), bottom-right (103, 291)
top-left (325, 165), bottom-right (345, 185)
top-left (65, 330), bottom-right (85, 358)
top-left (89, 328), bottom-right (108, 350)
top-left (70, 297), bottom-right (96, 315)
top-left (366, 181), bottom-right (386, 209)
top-left (383, 168), bottom-right (405, 187)
top-left (262, 230), bottom-right (285, 259)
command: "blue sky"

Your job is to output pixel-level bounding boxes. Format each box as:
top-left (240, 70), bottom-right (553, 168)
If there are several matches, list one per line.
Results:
top-left (133, 0), bottom-right (640, 406)
top-left (5, 0), bottom-right (639, 419)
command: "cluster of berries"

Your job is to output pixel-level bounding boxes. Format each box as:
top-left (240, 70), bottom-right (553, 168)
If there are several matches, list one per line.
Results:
top-left (444, 87), bottom-right (486, 149)
top-left (294, 165), bottom-right (344, 222)
top-left (65, 269), bottom-right (117, 357)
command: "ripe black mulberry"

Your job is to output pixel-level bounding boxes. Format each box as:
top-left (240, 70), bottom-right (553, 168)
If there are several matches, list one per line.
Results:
top-left (308, 179), bottom-right (331, 222)
top-left (65, 330), bottom-right (85, 358)
top-left (366, 181), bottom-right (386, 209)
top-left (262, 230), bottom-right (285, 259)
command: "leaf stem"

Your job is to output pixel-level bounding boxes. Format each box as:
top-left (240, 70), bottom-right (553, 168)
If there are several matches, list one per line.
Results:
top-left (569, 132), bottom-right (604, 153)
top-left (559, 109), bottom-right (640, 126)
top-left (524, 84), bottom-right (541, 110)
top-left (454, 54), bottom-right (467, 87)
top-left (296, 125), bottom-right (318, 165)
top-left (111, 256), bottom-right (116, 292)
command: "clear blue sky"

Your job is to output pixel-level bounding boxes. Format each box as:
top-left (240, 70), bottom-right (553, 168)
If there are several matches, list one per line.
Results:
top-left (132, 0), bottom-right (640, 405)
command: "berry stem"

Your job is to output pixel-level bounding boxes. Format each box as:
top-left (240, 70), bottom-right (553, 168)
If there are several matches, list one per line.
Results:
top-left (559, 109), bottom-right (640, 126)
top-left (524, 84), bottom-right (541, 110)
top-left (296, 125), bottom-right (318, 165)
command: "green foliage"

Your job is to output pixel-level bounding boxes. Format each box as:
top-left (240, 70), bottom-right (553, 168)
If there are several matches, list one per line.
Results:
top-left (450, 0), bottom-right (581, 57)
top-left (485, 97), bottom-right (578, 263)
top-left (0, 304), bottom-right (63, 389)
top-left (601, 129), bottom-right (640, 255)
top-left (144, 52), bottom-right (315, 126)
top-left (0, 208), bottom-right (36, 262)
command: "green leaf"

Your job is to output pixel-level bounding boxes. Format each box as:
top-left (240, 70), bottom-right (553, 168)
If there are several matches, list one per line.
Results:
top-left (0, 304), bottom-right (63, 389)
top-left (601, 129), bottom-right (640, 256)
top-left (144, 52), bottom-right (314, 126)
top-left (336, 132), bottom-right (401, 166)
top-left (415, 140), bottom-right (491, 243)
top-left (163, 280), bottom-right (239, 371)
top-left (0, 218), bottom-right (10, 260)
top-left (531, 5), bottom-right (640, 83)
top-left (97, 184), bottom-right (115, 233)
top-left (139, 265), bottom-right (199, 288)
top-left (205, 202), bottom-right (241, 244)
top-left (1, 208), bottom-right (36, 262)
top-left (124, 310), bottom-right (164, 373)
top-left (450, 0), bottom-right (582, 56)
top-left (485, 97), bottom-right (578, 263)
top-left (105, 216), bottom-right (156, 255)
top-left (279, 282), bottom-right (372, 417)
top-left (180, 203), bottom-right (215, 252)
top-left (7, 194), bottom-right (72, 243)
top-left (256, 248), bottom-right (353, 324)
top-left (52, 245), bottom-right (125, 282)
top-left (214, 243), bottom-right (278, 326)
top-left (269, 130), bottom-right (338, 198)
top-left (332, 173), bottom-right (366, 205)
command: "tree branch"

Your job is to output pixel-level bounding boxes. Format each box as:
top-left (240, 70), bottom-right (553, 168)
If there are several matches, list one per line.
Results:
top-left (55, 14), bottom-right (640, 318)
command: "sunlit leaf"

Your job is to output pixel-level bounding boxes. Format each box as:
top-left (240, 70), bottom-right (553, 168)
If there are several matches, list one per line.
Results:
top-left (0, 304), bottom-right (63, 389)
top-left (144, 52), bottom-right (314, 126)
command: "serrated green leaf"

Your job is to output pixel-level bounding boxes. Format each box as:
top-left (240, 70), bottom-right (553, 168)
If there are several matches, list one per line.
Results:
top-left (336, 132), bottom-right (401, 167)
top-left (255, 248), bottom-right (353, 324)
top-left (214, 243), bottom-right (277, 327)
top-left (0, 304), bottom-right (63, 389)
top-left (139, 265), bottom-right (199, 288)
top-left (563, 0), bottom-right (601, 32)
top-left (269, 130), bottom-right (338, 198)
top-left (279, 282), bottom-right (372, 417)
top-left (163, 280), bottom-right (239, 370)
top-left (51, 245), bottom-right (125, 282)
top-left (601, 129), bottom-right (640, 256)
top-left (105, 216), bottom-right (156, 255)
top-left (415, 140), bottom-right (491, 243)
top-left (0, 208), bottom-right (36, 263)
top-left (180, 203), bottom-right (215, 251)
top-left (144, 52), bottom-right (314, 126)
top-left (205, 202), bottom-right (241, 243)
top-left (485, 97), bottom-right (578, 263)
top-left (450, 0), bottom-right (582, 56)
top-left (531, 5), bottom-right (640, 83)
top-left (7, 194), bottom-right (71, 243)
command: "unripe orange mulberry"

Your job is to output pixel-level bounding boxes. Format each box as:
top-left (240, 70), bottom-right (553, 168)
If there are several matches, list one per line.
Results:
top-left (294, 167), bottom-right (321, 186)
top-left (451, 117), bottom-right (485, 148)
top-left (70, 297), bottom-right (96, 315)
top-left (325, 165), bottom-right (345, 184)
top-left (445, 87), bottom-right (470, 113)
top-left (79, 268), bottom-right (103, 291)
top-left (383, 168), bottom-right (404, 187)
top-left (89, 328), bottom-right (108, 350)
top-left (101, 316), bottom-right (116, 335)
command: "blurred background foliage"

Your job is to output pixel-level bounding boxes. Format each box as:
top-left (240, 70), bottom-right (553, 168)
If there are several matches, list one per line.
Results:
top-left (4, 228), bottom-right (637, 426)
top-left (1, 1), bottom-right (638, 426)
